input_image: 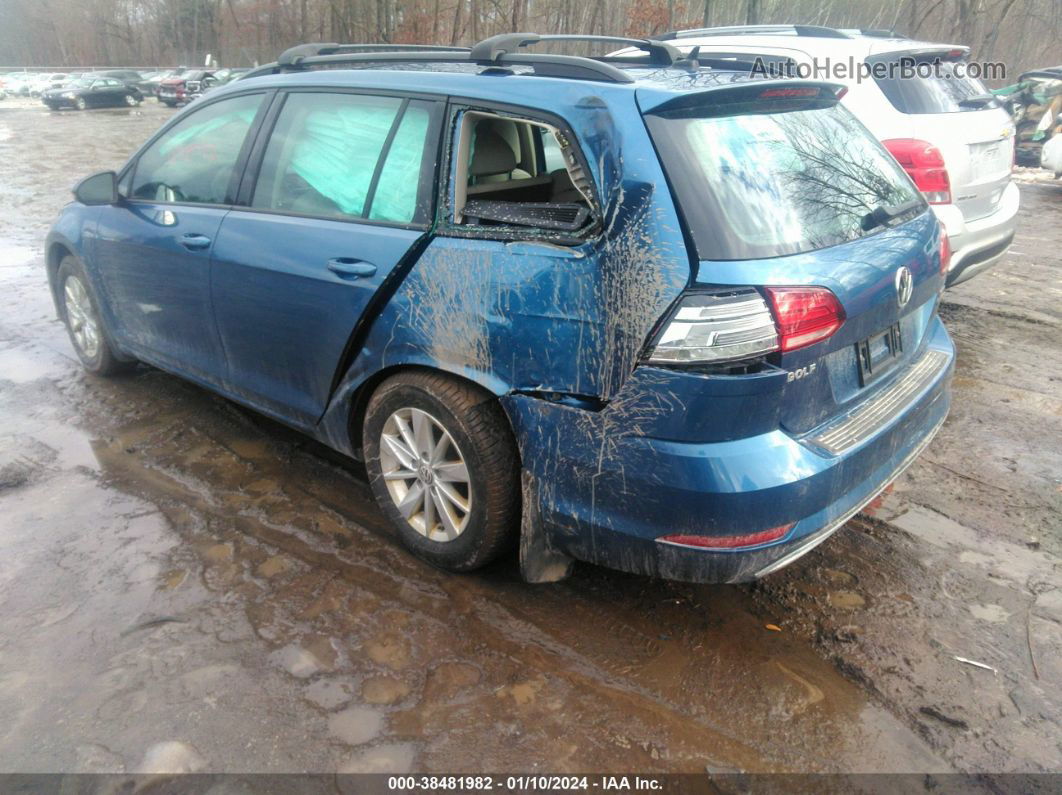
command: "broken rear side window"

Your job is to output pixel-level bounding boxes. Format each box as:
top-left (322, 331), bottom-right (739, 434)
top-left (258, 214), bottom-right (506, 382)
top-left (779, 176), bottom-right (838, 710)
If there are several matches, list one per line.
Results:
top-left (453, 111), bottom-right (594, 236)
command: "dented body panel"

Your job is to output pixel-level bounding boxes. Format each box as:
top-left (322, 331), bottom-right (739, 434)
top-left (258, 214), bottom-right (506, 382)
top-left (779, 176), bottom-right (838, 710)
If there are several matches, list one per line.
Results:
top-left (46, 63), bottom-right (954, 583)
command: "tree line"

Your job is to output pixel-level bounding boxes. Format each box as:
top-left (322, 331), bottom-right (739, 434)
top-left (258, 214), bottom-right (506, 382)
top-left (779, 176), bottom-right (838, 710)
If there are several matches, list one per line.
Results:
top-left (0, 0), bottom-right (1058, 84)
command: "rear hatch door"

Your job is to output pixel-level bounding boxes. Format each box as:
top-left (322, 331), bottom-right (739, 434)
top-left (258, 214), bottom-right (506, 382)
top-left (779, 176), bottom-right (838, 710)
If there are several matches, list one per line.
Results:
top-left (640, 81), bottom-right (944, 433)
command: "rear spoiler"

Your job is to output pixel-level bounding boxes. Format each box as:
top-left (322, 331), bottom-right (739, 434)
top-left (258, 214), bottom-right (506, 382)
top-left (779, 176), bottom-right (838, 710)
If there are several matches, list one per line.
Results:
top-left (641, 80), bottom-right (846, 115)
top-left (865, 46), bottom-right (970, 65)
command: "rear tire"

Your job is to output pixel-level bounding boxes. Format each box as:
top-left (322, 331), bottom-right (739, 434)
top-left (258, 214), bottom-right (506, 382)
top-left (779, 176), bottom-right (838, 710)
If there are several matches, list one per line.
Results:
top-left (363, 371), bottom-right (519, 572)
top-left (57, 256), bottom-right (132, 376)
top-left (74, 97), bottom-right (86, 111)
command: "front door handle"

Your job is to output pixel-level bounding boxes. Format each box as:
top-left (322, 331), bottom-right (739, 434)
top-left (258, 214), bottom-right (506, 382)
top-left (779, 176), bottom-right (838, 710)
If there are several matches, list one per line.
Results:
top-left (180, 233), bottom-right (212, 251)
top-left (327, 258), bottom-right (377, 279)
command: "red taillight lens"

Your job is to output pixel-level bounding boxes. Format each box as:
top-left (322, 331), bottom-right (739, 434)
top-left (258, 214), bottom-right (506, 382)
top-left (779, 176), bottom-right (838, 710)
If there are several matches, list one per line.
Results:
top-left (882, 138), bottom-right (952, 204)
top-left (658, 524), bottom-right (794, 551)
top-left (939, 230), bottom-right (951, 276)
top-left (764, 287), bottom-right (846, 352)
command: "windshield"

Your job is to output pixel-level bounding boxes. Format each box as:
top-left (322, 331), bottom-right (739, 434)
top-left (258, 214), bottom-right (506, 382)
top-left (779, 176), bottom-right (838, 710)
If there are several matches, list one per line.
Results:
top-left (873, 56), bottom-right (998, 114)
top-left (646, 102), bottom-right (924, 260)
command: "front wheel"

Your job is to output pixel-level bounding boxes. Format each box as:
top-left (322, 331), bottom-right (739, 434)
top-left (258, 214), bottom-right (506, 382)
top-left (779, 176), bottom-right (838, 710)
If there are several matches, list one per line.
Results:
top-left (363, 371), bottom-right (520, 572)
top-left (123, 94), bottom-right (138, 106)
top-left (74, 97), bottom-right (86, 111)
top-left (58, 256), bottom-right (132, 376)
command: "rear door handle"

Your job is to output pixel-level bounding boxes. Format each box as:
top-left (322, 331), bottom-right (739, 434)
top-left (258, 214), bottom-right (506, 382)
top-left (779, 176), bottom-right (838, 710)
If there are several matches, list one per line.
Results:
top-left (180, 233), bottom-right (212, 251)
top-left (327, 258), bottom-right (377, 279)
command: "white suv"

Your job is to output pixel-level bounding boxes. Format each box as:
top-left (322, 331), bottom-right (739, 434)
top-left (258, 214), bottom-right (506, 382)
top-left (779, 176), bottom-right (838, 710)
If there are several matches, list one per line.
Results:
top-left (651, 25), bottom-right (1018, 286)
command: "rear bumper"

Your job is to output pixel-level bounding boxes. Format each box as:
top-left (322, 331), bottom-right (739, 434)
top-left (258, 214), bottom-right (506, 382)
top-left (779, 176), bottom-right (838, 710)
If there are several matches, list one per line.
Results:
top-left (934, 181), bottom-right (1020, 287)
top-left (504, 319), bottom-right (954, 584)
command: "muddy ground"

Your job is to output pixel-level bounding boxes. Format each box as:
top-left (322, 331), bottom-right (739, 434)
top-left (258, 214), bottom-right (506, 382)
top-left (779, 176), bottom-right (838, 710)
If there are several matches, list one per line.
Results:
top-left (0, 97), bottom-right (1058, 777)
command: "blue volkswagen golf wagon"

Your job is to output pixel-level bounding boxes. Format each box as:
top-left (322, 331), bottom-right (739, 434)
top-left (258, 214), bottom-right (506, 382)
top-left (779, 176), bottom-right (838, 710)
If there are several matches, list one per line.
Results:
top-left (45, 34), bottom-right (954, 583)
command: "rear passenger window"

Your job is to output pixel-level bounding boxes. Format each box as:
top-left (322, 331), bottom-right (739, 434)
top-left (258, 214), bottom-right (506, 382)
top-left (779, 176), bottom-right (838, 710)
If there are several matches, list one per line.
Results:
top-left (252, 93), bottom-right (432, 224)
top-left (453, 110), bottom-right (594, 235)
top-left (131, 92), bottom-right (263, 204)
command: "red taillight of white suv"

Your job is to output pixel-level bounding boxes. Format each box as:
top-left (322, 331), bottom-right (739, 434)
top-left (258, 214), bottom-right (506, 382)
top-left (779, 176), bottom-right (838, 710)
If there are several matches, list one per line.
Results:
top-left (882, 138), bottom-right (952, 204)
top-left (646, 287), bottom-right (845, 364)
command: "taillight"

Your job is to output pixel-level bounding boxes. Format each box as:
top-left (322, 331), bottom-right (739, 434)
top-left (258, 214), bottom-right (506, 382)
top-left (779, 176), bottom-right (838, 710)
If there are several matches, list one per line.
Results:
top-left (882, 138), bottom-right (952, 204)
top-left (764, 287), bottom-right (846, 352)
top-left (646, 286), bottom-right (846, 364)
top-left (658, 523), bottom-right (794, 550)
top-left (939, 228), bottom-right (951, 275)
top-left (646, 288), bottom-right (779, 364)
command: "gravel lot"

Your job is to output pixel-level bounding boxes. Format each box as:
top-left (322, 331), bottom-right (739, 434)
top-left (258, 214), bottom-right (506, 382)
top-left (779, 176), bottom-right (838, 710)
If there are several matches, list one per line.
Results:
top-left (0, 96), bottom-right (1058, 777)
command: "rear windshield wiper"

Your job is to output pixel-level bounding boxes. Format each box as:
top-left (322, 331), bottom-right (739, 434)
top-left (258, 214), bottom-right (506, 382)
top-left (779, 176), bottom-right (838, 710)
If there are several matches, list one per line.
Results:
top-left (861, 199), bottom-right (924, 232)
top-left (958, 93), bottom-right (997, 109)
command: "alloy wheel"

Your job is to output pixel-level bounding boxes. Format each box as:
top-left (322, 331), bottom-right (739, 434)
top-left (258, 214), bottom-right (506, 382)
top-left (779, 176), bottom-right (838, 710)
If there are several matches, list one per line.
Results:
top-left (379, 407), bottom-right (472, 543)
top-left (63, 275), bottom-right (100, 360)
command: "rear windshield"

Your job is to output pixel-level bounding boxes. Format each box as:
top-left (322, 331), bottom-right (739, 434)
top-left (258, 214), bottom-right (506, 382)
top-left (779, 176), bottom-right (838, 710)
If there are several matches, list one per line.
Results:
top-left (873, 57), bottom-right (998, 114)
top-left (646, 102), bottom-right (923, 261)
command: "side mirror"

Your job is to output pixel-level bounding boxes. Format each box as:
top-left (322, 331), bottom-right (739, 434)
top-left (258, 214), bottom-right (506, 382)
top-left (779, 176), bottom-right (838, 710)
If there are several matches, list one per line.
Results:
top-left (74, 171), bottom-right (118, 205)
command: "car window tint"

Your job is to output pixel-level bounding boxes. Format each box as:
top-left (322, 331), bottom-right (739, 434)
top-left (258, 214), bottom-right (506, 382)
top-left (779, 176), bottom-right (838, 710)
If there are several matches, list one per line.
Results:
top-left (131, 93), bottom-right (263, 205)
top-left (647, 103), bottom-right (922, 260)
top-left (252, 92), bottom-right (421, 221)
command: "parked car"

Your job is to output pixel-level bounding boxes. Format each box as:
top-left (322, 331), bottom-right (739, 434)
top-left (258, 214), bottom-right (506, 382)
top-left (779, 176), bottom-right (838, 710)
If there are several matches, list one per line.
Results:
top-left (45, 35), bottom-right (953, 584)
top-left (1041, 130), bottom-right (1062, 177)
top-left (29, 72), bottom-right (70, 96)
top-left (97, 69), bottom-right (152, 95)
top-left (42, 75), bottom-right (143, 110)
top-left (187, 68), bottom-right (252, 102)
top-left (157, 69), bottom-right (215, 106)
top-left (640, 25), bottom-right (1018, 287)
top-left (145, 69), bottom-right (181, 97)
top-left (994, 66), bottom-right (1062, 166)
top-left (5, 72), bottom-right (34, 96)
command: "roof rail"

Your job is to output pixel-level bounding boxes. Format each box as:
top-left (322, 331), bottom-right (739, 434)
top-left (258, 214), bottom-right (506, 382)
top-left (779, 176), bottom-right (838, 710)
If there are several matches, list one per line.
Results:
top-left (276, 42), bottom-right (469, 68)
top-left (660, 24), bottom-right (852, 41)
top-left (242, 32), bottom-right (687, 84)
top-left (469, 33), bottom-right (680, 66)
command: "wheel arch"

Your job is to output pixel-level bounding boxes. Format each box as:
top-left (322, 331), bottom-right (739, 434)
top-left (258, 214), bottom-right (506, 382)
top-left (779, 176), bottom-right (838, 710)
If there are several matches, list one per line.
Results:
top-left (46, 240), bottom-right (75, 315)
top-left (343, 362), bottom-right (514, 462)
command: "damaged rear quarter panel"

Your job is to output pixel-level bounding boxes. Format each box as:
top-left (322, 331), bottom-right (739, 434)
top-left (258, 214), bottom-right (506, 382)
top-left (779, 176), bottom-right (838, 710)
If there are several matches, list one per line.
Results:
top-left (319, 87), bottom-right (692, 451)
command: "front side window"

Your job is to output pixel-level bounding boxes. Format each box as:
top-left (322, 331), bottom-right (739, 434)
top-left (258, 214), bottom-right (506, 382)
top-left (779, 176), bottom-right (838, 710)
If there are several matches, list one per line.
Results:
top-left (131, 92), bottom-right (263, 204)
top-left (251, 92), bottom-right (432, 224)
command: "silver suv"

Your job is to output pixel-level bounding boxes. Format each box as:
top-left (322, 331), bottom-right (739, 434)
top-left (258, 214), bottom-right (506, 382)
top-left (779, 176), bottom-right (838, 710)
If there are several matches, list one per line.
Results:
top-left (654, 25), bottom-right (1018, 286)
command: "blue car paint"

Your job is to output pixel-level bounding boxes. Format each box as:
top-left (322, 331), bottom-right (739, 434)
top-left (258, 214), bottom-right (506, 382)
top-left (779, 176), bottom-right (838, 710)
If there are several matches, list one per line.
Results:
top-left (502, 319), bottom-right (952, 582)
top-left (209, 210), bottom-right (428, 426)
top-left (46, 65), bottom-right (954, 583)
top-left (93, 202), bottom-right (230, 380)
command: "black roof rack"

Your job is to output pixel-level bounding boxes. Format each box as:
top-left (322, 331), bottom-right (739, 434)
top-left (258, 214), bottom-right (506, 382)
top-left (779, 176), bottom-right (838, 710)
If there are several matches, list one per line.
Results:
top-left (277, 42), bottom-right (469, 67)
top-left (241, 32), bottom-right (690, 85)
top-left (660, 24), bottom-right (852, 41)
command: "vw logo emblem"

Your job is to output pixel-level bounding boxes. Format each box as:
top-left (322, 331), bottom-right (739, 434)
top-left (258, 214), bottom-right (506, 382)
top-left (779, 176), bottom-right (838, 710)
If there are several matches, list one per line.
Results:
top-left (895, 266), bottom-right (914, 308)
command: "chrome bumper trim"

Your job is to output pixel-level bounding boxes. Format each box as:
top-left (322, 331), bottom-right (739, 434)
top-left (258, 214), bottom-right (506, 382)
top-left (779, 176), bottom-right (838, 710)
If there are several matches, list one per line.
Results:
top-left (809, 349), bottom-right (950, 456)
